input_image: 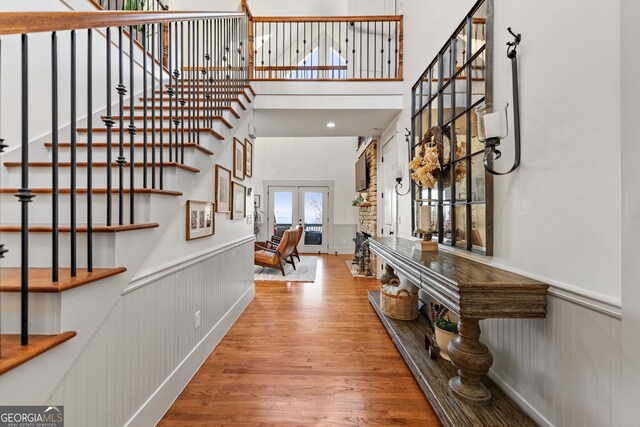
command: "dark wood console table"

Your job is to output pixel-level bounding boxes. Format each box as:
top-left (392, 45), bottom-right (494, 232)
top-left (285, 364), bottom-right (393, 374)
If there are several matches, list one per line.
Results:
top-left (368, 237), bottom-right (549, 407)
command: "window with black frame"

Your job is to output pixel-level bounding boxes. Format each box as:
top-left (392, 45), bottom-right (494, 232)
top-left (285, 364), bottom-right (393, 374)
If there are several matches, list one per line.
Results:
top-left (410, 0), bottom-right (493, 255)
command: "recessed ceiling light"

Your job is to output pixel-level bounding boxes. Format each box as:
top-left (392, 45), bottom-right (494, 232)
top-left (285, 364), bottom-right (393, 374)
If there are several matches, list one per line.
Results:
top-left (326, 122), bottom-right (336, 128)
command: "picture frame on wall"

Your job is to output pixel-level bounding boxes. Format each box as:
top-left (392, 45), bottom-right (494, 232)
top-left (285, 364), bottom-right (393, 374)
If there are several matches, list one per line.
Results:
top-left (254, 194), bottom-right (261, 208)
top-left (233, 138), bottom-right (245, 180)
top-left (215, 164), bottom-right (232, 213)
top-left (231, 182), bottom-right (247, 220)
top-left (244, 138), bottom-right (253, 177)
top-left (186, 200), bottom-right (215, 240)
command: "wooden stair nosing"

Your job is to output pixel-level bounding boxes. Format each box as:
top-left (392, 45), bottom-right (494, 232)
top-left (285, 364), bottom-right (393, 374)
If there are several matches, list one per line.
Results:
top-left (0, 188), bottom-right (183, 196)
top-left (43, 142), bottom-right (215, 156)
top-left (0, 223), bottom-right (160, 233)
top-left (76, 127), bottom-right (225, 141)
top-left (3, 161), bottom-right (201, 174)
top-left (133, 105), bottom-right (241, 119)
top-left (0, 267), bottom-right (127, 293)
top-left (0, 332), bottom-right (77, 375)
top-left (141, 97), bottom-right (247, 111)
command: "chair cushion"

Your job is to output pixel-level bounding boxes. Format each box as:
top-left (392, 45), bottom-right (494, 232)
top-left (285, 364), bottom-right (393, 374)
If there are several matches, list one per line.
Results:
top-left (255, 249), bottom-right (278, 265)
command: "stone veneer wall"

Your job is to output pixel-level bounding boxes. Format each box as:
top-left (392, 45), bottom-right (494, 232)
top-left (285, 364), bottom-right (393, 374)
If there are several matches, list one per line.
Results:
top-left (359, 141), bottom-right (377, 276)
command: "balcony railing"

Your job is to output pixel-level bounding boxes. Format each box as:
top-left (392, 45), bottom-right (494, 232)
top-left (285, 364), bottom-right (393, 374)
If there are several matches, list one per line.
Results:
top-left (248, 16), bottom-right (403, 81)
top-left (274, 223), bottom-right (324, 245)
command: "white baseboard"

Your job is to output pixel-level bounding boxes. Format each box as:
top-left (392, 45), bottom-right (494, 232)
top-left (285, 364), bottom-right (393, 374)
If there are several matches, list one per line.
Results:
top-left (124, 284), bottom-right (256, 427)
top-left (486, 370), bottom-right (553, 427)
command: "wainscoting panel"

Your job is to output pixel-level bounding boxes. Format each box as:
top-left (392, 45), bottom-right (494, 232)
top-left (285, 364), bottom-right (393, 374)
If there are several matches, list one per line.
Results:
top-left (482, 294), bottom-right (621, 427)
top-left (47, 238), bottom-right (255, 427)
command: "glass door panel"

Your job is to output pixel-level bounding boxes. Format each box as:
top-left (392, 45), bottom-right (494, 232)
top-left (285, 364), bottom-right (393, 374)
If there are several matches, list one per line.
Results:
top-left (299, 187), bottom-right (329, 253)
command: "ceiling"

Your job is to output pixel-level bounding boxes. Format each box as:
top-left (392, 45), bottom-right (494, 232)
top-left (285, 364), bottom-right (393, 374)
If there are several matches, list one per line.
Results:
top-left (253, 109), bottom-right (400, 137)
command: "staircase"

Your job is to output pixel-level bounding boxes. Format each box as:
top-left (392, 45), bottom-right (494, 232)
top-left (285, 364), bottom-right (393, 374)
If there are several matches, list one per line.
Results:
top-left (0, 10), bottom-right (253, 382)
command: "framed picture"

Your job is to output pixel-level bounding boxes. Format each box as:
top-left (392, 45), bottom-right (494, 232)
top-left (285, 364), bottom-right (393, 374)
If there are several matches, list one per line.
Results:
top-left (231, 182), bottom-right (247, 220)
top-left (244, 138), bottom-right (253, 177)
top-left (254, 194), bottom-right (261, 208)
top-left (215, 164), bottom-right (232, 213)
top-left (186, 200), bottom-right (215, 240)
top-left (233, 138), bottom-right (245, 180)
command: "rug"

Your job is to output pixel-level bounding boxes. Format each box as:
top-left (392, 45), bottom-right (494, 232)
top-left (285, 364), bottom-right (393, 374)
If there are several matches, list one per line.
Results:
top-left (254, 256), bottom-right (318, 282)
top-left (344, 260), bottom-right (371, 278)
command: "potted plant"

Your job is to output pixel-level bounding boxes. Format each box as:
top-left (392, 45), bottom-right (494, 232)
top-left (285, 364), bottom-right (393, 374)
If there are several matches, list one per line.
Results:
top-left (352, 195), bottom-right (364, 206)
top-left (434, 316), bottom-right (458, 362)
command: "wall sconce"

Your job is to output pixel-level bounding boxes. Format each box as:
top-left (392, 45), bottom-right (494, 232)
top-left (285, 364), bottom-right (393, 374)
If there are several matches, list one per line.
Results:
top-left (475, 28), bottom-right (522, 176)
top-left (394, 163), bottom-right (411, 196)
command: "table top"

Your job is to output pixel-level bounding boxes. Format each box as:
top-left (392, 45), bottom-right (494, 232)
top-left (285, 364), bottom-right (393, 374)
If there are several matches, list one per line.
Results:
top-left (368, 237), bottom-right (549, 319)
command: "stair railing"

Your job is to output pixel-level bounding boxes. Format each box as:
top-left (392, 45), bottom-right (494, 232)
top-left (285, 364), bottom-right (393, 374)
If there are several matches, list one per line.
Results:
top-left (0, 10), bottom-right (249, 345)
top-left (248, 15), bottom-right (403, 81)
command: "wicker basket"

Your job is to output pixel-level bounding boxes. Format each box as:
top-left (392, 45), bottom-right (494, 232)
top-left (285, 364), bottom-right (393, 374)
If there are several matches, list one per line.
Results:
top-left (380, 279), bottom-right (419, 321)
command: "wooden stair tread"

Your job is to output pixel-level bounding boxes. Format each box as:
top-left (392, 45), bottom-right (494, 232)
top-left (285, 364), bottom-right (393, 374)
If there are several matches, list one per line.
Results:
top-left (0, 267), bottom-right (127, 293)
top-left (133, 105), bottom-right (241, 118)
top-left (0, 188), bottom-right (183, 196)
top-left (0, 332), bottom-right (76, 375)
top-left (156, 90), bottom-right (252, 103)
top-left (76, 127), bottom-right (225, 141)
top-left (0, 223), bottom-right (159, 233)
top-left (107, 116), bottom-right (233, 129)
top-left (141, 97), bottom-right (247, 110)
top-left (43, 142), bottom-right (215, 155)
top-left (3, 162), bottom-right (200, 173)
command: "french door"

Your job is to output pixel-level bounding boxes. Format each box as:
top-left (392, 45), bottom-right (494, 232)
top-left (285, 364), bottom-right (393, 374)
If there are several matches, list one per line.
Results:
top-left (268, 186), bottom-right (329, 253)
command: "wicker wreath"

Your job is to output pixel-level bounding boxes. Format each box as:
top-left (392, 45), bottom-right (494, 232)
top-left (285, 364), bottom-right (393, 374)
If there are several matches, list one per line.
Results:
top-left (409, 126), bottom-right (450, 188)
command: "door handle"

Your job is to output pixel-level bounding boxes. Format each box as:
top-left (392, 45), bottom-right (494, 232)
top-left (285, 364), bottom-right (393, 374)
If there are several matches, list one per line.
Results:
top-left (390, 231), bottom-right (394, 235)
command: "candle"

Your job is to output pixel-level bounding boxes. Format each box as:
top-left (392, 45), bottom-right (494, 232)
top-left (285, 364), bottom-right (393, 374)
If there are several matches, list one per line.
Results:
top-left (483, 111), bottom-right (503, 139)
top-left (420, 205), bottom-right (431, 231)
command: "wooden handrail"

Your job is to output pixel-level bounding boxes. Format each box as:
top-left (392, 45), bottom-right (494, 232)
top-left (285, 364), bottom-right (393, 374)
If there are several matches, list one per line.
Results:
top-left (0, 11), bottom-right (244, 35)
top-left (255, 65), bottom-right (347, 71)
top-left (251, 15), bottom-right (402, 23)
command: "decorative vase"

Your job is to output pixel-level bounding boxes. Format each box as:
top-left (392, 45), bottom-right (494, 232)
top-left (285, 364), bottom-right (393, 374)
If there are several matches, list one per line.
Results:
top-left (361, 192), bottom-right (368, 201)
top-left (435, 325), bottom-right (457, 362)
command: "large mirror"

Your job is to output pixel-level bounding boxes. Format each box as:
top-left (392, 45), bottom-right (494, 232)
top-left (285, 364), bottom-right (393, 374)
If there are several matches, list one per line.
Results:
top-left (410, 0), bottom-right (493, 255)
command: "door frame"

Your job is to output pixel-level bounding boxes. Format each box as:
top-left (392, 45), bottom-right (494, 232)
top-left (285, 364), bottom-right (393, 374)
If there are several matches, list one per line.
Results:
top-left (264, 180), bottom-right (335, 254)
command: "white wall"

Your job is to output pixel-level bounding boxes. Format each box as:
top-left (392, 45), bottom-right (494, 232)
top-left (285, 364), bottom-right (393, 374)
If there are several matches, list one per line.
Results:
top-left (391, 0), bottom-right (627, 425)
top-left (253, 136), bottom-right (358, 251)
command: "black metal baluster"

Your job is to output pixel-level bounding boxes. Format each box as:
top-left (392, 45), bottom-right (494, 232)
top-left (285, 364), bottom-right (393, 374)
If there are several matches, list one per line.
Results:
top-left (17, 32), bottom-right (34, 345)
top-left (172, 22), bottom-right (180, 163)
top-left (128, 26), bottom-right (136, 224)
top-left (159, 22), bottom-right (164, 189)
top-left (151, 23), bottom-right (157, 189)
top-left (180, 21), bottom-right (186, 160)
top-left (380, 22), bottom-right (384, 78)
top-left (143, 24), bottom-right (148, 187)
top-left (388, 21), bottom-right (392, 78)
top-left (187, 21), bottom-right (192, 143)
top-left (103, 28), bottom-right (114, 225)
top-left (196, 20), bottom-right (200, 146)
top-left (116, 27), bottom-right (126, 225)
top-left (373, 22), bottom-right (376, 78)
top-left (70, 30), bottom-right (77, 277)
top-left (345, 23), bottom-right (348, 79)
top-left (352, 22), bottom-right (355, 80)
top-left (87, 28), bottom-right (93, 271)
top-left (51, 32), bottom-right (59, 282)
top-left (167, 22), bottom-right (173, 162)
top-left (394, 21), bottom-right (398, 78)
top-left (367, 22), bottom-right (370, 79)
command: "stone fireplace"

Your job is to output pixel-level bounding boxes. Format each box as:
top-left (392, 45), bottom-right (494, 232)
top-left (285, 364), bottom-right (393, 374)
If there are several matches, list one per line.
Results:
top-left (357, 141), bottom-right (377, 276)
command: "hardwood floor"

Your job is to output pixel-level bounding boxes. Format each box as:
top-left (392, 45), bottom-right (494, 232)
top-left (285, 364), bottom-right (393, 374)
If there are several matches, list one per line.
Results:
top-left (160, 255), bottom-right (441, 426)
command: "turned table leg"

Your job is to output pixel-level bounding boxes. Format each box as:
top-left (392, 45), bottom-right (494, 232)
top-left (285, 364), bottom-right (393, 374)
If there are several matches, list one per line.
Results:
top-left (447, 317), bottom-right (493, 405)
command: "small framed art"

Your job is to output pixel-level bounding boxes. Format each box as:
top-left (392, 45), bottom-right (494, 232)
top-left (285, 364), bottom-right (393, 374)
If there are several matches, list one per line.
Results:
top-left (233, 138), bottom-right (245, 180)
top-left (186, 200), bottom-right (215, 240)
top-left (254, 194), bottom-right (261, 208)
top-left (215, 164), bottom-right (232, 213)
top-left (231, 182), bottom-right (247, 220)
top-left (244, 138), bottom-right (253, 177)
